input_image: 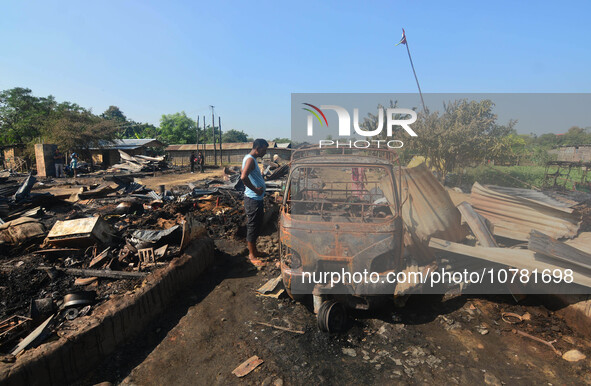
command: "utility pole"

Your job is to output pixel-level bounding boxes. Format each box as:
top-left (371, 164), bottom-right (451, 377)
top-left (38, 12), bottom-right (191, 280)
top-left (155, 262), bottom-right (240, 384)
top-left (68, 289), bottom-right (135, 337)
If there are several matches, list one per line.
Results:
top-left (210, 105), bottom-right (216, 166)
top-left (218, 116), bottom-right (223, 165)
top-left (196, 116), bottom-right (200, 151)
top-left (203, 115), bottom-right (206, 155)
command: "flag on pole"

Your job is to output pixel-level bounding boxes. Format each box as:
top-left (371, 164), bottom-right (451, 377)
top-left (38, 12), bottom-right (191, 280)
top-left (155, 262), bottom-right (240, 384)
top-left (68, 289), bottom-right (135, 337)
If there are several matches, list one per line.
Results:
top-left (394, 27), bottom-right (427, 113)
top-left (395, 28), bottom-right (407, 46)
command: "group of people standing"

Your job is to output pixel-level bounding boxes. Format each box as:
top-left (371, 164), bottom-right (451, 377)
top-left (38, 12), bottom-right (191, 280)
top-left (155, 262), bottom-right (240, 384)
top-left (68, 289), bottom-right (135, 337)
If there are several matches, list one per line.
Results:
top-left (190, 151), bottom-right (204, 173)
top-left (53, 149), bottom-right (78, 178)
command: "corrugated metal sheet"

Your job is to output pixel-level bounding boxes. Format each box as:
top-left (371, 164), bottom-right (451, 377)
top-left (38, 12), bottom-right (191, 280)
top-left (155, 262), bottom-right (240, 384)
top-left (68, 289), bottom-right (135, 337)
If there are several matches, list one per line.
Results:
top-left (401, 164), bottom-right (466, 244)
top-left (478, 185), bottom-right (575, 213)
top-left (471, 182), bottom-right (581, 241)
top-left (90, 139), bottom-right (163, 150)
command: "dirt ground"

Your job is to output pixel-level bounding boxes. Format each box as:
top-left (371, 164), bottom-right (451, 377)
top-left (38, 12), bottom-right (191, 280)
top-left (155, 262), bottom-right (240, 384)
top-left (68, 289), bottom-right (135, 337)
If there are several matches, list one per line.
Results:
top-left (78, 235), bottom-right (591, 385)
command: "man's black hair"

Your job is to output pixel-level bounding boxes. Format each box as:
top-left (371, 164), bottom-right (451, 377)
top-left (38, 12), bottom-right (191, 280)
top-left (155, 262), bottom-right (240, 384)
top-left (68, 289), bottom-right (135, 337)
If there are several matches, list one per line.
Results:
top-left (252, 139), bottom-right (269, 149)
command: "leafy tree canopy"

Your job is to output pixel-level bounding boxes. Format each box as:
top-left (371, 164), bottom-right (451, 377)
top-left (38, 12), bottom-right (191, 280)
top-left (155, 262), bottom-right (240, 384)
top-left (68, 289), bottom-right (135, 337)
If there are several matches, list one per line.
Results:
top-left (159, 112), bottom-right (197, 144)
top-left (0, 88), bottom-right (117, 158)
top-left (222, 129), bottom-right (248, 143)
top-left (272, 137), bottom-right (291, 143)
top-left (403, 99), bottom-right (515, 177)
top-left (101, 105), bottom-right (127, 123)
top-left (43, 110), bottom-right (118, 158)
top-left (0, 87), bottom-right (54, 145)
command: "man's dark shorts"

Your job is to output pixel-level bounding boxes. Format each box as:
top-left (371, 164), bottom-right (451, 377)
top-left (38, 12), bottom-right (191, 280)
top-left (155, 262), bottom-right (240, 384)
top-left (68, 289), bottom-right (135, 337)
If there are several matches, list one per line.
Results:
top-left (244, 197), bottom-right (264, 242)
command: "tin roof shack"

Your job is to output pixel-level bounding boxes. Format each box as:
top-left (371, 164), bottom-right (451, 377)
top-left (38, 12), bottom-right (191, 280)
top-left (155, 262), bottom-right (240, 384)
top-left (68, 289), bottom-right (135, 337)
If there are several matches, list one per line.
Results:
top-left (89, 139), bottom-right (164, 167)
top-left (549, 144), bottom-right (591, 163)
top-left (1, 144), bottom-right (28, 172)
top-left (545, 145), bottom-right (591, 190)
top-left (165, 141), bottom-right (292, 166)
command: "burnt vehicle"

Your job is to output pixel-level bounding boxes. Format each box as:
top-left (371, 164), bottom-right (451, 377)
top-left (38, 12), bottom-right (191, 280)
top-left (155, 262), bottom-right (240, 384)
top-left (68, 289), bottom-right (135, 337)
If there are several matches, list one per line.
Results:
top-left (280, 147), bottom-right (410, 332)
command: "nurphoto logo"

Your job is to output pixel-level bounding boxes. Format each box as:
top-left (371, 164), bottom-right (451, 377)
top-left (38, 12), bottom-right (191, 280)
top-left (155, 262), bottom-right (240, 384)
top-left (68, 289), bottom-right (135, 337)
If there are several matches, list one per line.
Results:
top-left (302, 103), bottom-right (417, 149)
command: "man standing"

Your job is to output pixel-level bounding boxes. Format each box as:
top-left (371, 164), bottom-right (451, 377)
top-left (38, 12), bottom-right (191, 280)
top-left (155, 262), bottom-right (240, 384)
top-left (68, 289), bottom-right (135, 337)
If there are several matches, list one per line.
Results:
top-left (241, 139), bottom-right (268, 266)
top-left (198, 151), bottom-right (204, 173)
top-left (54, 148), bottom-right (65, 178)
top-left (190, 151), bottom-right (196, 173)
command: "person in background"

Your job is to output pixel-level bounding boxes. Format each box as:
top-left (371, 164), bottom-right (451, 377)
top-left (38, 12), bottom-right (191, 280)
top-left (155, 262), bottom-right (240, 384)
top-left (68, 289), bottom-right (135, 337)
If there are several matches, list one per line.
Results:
top-left (190, 151), bottom-right (196, 173)
top-left (198, 151), bottom-right (204, 172)
top-left (240, 139), bottom-right (269, 266)
top-left (70, 153), bottom-right (79, 179)
top-left (54, 148), bottom-right (65, 178)
top-left (272, 154), bottom-right (283, 165)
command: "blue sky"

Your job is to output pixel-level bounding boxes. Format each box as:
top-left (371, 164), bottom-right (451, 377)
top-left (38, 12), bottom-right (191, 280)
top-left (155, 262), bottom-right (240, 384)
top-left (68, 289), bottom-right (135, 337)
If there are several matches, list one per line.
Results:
top-left (1, 0), bottom-right (590, 138)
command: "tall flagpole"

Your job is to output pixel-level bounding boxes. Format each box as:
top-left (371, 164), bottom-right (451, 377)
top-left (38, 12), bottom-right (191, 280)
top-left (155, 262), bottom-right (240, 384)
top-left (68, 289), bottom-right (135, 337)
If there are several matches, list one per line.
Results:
top-left (398, 29), bottom-right (427, 114)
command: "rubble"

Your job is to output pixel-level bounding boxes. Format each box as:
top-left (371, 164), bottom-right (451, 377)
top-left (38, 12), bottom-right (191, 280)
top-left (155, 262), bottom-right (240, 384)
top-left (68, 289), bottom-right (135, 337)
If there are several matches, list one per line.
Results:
top-left (0, 217), bottom-right (46, 247)
top-left (0, 163), bottom-right (276, 359)
top-left (10, 314), bottom-right (55, 356)
top-left (0, 316), bottom-right (31, 353)
top-left (109, 150), bottom-right (167, 173)
top-left (12, 173), bottom-right (36, 202)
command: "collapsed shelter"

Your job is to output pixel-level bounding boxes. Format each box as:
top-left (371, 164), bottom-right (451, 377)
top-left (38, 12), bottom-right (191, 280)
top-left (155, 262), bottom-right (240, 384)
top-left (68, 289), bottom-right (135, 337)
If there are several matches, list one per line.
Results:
top-left (89, 139), bottom-right (164, 167)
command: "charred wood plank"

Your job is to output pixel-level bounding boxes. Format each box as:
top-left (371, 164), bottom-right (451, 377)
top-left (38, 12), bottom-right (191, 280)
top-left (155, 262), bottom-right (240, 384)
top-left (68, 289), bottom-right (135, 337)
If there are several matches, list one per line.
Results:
top-left (38, 266), bottom-right (147, 279)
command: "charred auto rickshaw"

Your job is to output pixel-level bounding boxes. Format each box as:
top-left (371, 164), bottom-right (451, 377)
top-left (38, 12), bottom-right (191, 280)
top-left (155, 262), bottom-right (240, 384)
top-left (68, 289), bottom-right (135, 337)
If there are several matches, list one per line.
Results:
top-left (280, 147), bottom-right (407, 332)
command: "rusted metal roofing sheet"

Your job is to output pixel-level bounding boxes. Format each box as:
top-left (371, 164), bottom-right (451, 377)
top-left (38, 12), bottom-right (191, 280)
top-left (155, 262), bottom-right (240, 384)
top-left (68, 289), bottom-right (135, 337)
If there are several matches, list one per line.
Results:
top-left (401, 164), bottom-right (466, 244)
top-left (471, 182), bottom-right (581, 241)
top-left (477, 185), bottom-right (576, 213)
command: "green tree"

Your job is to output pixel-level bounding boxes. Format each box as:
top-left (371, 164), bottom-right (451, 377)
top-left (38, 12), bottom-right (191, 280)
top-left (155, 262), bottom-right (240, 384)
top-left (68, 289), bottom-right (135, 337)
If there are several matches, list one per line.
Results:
top-left (0, 87), bottom-right (54, 145)
top-left (101, 106), bottom-right (161, 139)
top-left (0, 88), bottom-right (154, 165)
top-left (272, 137), bottom-right (291, 143)
top-left (536, 133), bottom-right (559, 147)
top-left (101, 105), bottom-right (127, 123)
top-left (561, 126), bottom-right (591, 145)
top-left (199, 125), bottom-right (222, 144)
top-left (42, 109), bottom-right (118, 161)
top-left (489, 133), bottom-right (527, 165)
top-left (132, 123), bottom-right (160, 139)
top-left (222, 129), bottom-right (248, 143)
top-left (159, 112), bottom-right (197, 144)
top-left (408, 99), bottom-right (515, 178)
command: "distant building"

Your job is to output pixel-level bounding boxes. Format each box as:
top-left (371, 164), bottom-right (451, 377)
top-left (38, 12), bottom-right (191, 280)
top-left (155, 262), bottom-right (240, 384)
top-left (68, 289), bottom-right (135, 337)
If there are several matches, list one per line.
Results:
top-left (549, 144), bottom-right (591, 163)
top-left (89, 139), bottom-right (164, 166)
top-left (165, 141), bottom-right (292, 166)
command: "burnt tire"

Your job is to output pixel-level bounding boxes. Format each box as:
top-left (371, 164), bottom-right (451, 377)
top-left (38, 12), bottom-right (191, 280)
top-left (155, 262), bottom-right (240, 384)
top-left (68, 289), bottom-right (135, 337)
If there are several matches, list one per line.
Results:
top-left (317, 300), bottom-right (347, 333)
